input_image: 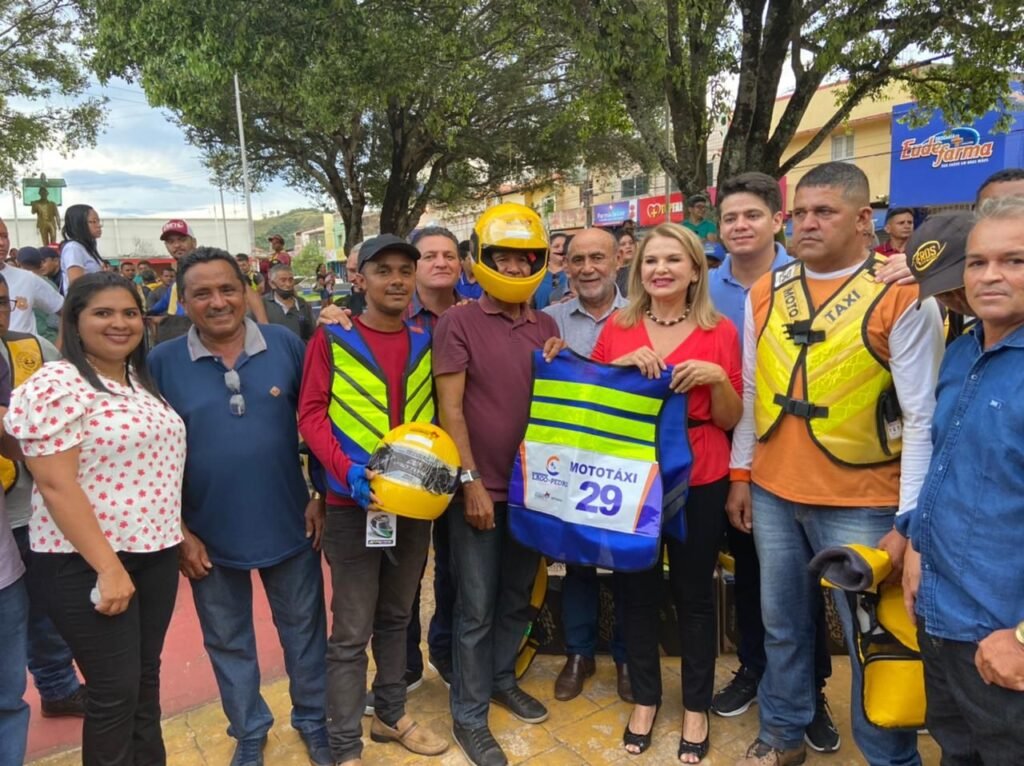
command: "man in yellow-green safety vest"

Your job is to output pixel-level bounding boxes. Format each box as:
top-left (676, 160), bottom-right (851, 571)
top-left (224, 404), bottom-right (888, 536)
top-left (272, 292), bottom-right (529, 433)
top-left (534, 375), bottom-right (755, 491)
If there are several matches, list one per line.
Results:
top-left (729, 162), bottom-right (945, 766)
top-left (298, 234), bottom-right (449, 764)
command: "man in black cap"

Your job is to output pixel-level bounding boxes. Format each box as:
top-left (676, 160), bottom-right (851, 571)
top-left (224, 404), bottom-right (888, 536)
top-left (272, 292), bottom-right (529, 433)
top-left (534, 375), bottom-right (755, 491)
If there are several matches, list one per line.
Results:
top-left (298, 233), bottom-right (449, 765)
top-left (16, 246), bottom-right (62, 293)
top-left (906, 212), bottom-right (974, 341)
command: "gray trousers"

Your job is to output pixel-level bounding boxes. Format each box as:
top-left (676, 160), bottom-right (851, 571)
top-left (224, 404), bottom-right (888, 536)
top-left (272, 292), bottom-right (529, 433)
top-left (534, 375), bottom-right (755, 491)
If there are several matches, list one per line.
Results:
top-left (322, 506), bottom-right (431, 762)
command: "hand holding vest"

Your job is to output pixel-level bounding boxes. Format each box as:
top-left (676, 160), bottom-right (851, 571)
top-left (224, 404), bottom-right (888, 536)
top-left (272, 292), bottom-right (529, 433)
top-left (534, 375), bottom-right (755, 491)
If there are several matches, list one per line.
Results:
top-left (508, 350), bottom-right (692, 572)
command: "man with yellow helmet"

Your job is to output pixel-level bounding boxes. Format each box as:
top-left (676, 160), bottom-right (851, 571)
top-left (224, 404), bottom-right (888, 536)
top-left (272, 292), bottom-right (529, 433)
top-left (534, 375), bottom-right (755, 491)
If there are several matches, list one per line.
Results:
top-left (433, 203), bottom-right (562, 766)
top-left (298, 234), bottom-right (450, 765)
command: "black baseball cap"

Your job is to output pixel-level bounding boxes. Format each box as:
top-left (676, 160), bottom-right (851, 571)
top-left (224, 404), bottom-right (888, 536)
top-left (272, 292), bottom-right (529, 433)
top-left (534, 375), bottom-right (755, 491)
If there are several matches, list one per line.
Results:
top-left (906, 212), bottom-right (972, 301)
top-left (357, 234), bottom-right (420, 271)
top-left (16, 246), bottom-right (58, 268)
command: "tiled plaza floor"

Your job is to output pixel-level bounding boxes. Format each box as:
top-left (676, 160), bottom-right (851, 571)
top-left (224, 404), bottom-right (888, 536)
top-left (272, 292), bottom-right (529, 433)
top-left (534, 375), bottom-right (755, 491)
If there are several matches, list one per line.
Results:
top-left (30, 650), bottom-right (940, 765)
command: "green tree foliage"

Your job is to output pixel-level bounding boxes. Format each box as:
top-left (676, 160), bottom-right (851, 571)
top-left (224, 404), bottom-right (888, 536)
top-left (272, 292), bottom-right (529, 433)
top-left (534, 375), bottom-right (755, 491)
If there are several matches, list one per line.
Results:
top-left (292, 241), bottom-right (323, 279)
top-left (563, 0), bottom-right (1024, 198)
top-left (87, 0), bottom-right (642, 249)
top-left (253, 208), bottom-right (324, 253)
top-left (0, 0), bottom-right (105, 187)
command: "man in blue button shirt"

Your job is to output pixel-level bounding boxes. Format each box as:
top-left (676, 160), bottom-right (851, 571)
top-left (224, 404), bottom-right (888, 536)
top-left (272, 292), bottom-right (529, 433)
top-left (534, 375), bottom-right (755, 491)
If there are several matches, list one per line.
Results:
top-left (903, 195), bottom-right (1024, 764)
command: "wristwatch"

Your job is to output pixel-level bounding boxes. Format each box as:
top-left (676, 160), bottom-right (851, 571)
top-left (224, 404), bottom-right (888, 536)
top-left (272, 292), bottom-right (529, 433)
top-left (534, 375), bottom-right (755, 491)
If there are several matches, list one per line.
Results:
top-left (459, 469), bottom-right (481, 485)
top-left (1015, 621), bottom-right (1024, 647)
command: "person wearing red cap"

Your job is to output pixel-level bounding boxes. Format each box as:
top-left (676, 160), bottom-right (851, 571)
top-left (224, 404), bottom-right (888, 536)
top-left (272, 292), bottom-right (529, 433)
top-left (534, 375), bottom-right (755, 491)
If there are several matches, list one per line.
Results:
top-left (268, 234), bottom-right (292, 266)
top-left (150, 219), bottom-right (269, 343)
top-left (257, 234), bottom-right (292, 294)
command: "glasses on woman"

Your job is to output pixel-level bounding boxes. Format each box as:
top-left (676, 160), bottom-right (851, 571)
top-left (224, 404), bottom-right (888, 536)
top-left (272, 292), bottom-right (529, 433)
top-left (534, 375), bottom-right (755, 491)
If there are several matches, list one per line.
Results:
top-left (0, 299), bottom-right (16, 313)
top-left (224, 369), bottom-right (245, 417)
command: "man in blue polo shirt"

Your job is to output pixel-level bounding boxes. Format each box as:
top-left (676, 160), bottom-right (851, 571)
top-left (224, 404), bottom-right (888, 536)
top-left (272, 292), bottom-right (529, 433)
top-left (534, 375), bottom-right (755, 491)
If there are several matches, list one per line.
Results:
top-left (709, 172), bottom-right (839, 754)
top-left (148, 248), bottom-right (330, 766)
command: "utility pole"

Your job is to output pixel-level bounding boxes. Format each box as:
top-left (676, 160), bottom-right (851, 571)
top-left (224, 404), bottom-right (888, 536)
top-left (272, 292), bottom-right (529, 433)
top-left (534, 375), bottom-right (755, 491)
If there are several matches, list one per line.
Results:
top-left (233, 72), bottom-right (256, 252)
top-left (219, 185), bottom-right (230, 250)
top-left (10, 187), bottom-right (19, 247)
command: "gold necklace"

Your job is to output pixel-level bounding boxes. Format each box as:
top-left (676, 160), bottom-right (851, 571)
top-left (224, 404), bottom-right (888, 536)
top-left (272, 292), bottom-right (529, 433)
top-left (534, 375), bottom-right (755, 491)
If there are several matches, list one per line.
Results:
top-left (645, 306), bottom-right (691, 326)
top-left (86, 358), bottom-right (128, 386)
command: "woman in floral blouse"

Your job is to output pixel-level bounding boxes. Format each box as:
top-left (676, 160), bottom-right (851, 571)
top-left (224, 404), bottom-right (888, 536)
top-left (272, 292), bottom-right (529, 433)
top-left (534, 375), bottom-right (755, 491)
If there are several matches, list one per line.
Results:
top-left (5, 272), bottom-right (186, 765)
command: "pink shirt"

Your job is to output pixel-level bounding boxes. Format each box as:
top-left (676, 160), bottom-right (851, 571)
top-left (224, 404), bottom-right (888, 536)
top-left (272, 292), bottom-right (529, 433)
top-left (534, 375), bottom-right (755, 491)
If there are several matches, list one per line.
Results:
top-left (4, 361), bottom-right (187, 554)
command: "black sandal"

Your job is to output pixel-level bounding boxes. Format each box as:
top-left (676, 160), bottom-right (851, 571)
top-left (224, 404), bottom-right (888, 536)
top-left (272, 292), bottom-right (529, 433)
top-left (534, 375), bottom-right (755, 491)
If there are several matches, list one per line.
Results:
top-left (623, 704), bottom-right (660, 755)
top-left (677, 710), bottom-right (710, 763)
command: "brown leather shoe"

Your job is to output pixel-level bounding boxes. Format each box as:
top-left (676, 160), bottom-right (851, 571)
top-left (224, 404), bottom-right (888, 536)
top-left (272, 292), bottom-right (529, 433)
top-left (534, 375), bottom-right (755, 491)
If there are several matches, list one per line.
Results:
top-left (370, 714), bottom-right (448, 756)
top-left (616, 662), bottom-right (635, 704)
top-left (554, 654), bottom-right (596, 701)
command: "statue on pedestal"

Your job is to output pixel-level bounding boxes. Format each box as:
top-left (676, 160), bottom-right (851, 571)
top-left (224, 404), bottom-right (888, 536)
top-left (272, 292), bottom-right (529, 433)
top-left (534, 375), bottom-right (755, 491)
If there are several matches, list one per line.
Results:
top-left (31, 186), bottom-right (60, 245)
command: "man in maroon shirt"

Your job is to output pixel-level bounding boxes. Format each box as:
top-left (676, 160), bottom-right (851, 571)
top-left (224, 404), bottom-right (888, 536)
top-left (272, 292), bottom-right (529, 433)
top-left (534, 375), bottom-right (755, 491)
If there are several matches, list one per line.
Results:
top-left (432, 203), bottom-right (561, 766)
top-left (875, 207), bottom-right (915, 256)
top-left (298, 234), bottom-right (448, 765)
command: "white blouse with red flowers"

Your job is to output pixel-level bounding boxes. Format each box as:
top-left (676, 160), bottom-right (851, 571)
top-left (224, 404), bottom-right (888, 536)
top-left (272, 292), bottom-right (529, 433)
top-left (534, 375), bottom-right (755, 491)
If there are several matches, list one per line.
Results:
top-left (3, 360), bottom-right (186, 554)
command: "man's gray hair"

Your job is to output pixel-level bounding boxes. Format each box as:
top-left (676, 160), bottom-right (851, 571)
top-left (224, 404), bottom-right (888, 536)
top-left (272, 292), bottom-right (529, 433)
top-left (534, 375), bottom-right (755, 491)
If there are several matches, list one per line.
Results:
top-left (269, 262), bottom-right (293, 280)
top-left (975, 194), bottom-right (1024, 223)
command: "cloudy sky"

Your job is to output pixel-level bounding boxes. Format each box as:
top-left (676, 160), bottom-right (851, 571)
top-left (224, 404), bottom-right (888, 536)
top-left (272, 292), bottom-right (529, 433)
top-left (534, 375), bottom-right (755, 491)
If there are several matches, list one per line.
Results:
top-left (0, 78), bottom-right (317, 221)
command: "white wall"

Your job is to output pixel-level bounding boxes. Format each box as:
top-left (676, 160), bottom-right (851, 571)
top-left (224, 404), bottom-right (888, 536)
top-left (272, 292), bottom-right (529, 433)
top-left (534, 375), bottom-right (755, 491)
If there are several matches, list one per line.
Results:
top-left (3, 216), bottom-right (253, 258)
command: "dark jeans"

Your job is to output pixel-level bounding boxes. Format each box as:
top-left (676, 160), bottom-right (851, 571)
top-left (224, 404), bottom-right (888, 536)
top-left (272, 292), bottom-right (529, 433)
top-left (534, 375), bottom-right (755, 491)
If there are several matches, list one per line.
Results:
top-left (919, 624), bottom-right (1024, 766)
top-left (449, 502), bottom-right (540, 727)
top-left (190, 547), bottom-right (327, 743)
top-left (322, 506), bottom-right (432, 763)
top-left (616, 479), bottom-right (728, 711)
top-left (32, 547), bottom-right (179, 766)
top-left (13, 526), bottom-right (81, 702)
top-left (727, 521), bottom-right (833, 687)
top-left (562, 565), bottom-right (626, 664)
top-left (405, 512), bottom-right (454, 676)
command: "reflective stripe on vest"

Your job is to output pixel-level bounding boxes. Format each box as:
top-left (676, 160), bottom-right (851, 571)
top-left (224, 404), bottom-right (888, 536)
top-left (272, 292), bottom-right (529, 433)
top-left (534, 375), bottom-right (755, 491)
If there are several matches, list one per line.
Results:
top-left (754, 256), bottom-right (902, 466)
top-left (323, 324), bottom-right (435, 496)
top-left (509, 350), bottom-right (693, 572)
top-left (0, 335), bottom-right (43, 492)
top-left (166, 284), bottom-right (187, 316)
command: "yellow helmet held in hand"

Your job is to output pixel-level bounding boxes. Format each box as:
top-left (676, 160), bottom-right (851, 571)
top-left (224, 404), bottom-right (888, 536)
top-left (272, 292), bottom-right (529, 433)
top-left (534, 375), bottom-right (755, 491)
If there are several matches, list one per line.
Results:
top-left (367, 423), bottom-right (460, 520)
top-left (470, 202), bottom-right (548, 304)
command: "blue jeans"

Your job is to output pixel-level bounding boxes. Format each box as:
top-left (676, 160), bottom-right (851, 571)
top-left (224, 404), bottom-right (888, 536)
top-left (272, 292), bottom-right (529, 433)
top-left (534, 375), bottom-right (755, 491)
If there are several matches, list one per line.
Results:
top-left (752, 485), bottom-right (920, 766)
top-left (562, 566), bottom-right (626, 664)
top-left (0, 576), bottom-right (28, 766)
top-left (449, 502), bottom-right (540, 728)
top-left (190, 547), bottom-right (328, 742)
top-left (13, 526), bottom-right (81, 701)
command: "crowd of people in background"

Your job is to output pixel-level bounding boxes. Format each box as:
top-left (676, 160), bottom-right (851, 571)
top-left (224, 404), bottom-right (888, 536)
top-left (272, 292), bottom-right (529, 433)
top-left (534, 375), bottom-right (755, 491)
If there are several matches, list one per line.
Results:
top-left (0, 162), bottom-right (1021, 766)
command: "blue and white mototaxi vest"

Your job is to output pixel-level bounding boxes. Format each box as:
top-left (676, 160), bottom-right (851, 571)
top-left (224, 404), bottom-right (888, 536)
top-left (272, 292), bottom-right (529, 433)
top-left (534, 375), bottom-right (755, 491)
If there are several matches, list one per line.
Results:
top-left (508, 350), bottom-right (692, 571)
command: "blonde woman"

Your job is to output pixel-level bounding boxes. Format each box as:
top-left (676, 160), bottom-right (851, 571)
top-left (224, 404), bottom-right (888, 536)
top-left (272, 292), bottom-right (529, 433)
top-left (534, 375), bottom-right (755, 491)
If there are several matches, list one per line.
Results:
top-left (591, 223), bottom-right (742, 763)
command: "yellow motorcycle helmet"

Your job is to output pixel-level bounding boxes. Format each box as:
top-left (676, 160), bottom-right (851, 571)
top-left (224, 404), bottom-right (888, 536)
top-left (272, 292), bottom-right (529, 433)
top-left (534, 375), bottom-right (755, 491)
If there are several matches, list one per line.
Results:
top-left (367, 423), bottom-right (460, 520)
top-left (470, 202), bottom-right (549, 304)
